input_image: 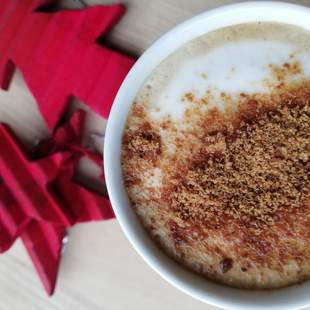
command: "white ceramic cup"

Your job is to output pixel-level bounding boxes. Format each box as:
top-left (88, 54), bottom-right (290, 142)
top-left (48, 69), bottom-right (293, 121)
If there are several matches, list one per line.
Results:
top-left (104, 2), bottom-right (310, 309)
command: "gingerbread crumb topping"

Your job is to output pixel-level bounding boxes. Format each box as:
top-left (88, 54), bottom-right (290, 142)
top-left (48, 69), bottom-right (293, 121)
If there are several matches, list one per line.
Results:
top-left (170, 96), bottom-right (310, 231)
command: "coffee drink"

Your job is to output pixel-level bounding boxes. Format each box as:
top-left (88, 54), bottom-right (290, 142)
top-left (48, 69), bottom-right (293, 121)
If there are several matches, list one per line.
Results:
top-left (121, 22), bottom-right (310, 289)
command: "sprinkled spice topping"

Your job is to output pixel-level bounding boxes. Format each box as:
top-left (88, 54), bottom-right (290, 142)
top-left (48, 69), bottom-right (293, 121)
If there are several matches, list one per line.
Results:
top-left (170, 98), bottom-right (310, 231)
top-left (123, 122), bottom-right (161, 162)
top-left (122, 79), bottom-right (310, 289)
top-left (122, 21), bottom-right (310, 289)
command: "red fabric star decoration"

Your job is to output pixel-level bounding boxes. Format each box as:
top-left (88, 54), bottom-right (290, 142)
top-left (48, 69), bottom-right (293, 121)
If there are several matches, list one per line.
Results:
top-left (0, 121), bottom-right (114, 295)
top-left (0, 0), bottom-right (135, 130)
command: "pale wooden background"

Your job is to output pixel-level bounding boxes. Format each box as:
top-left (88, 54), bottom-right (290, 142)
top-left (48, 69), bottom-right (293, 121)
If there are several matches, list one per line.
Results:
top-left (1, 1), bottom-right (310, 309)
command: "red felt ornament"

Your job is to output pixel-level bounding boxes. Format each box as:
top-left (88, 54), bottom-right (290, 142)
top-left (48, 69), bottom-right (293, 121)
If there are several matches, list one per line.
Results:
top-left (0, 122), bottom-right (114, 295)
top-left (0, 0), bottom-right (134, 129)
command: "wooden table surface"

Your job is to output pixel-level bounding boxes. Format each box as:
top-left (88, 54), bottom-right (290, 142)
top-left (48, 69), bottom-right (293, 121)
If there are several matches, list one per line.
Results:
top-left (1, 1), bottom-right (309, 309)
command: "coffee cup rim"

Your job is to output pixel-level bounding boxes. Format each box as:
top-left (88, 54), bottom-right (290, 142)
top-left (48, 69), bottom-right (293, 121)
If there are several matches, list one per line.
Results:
top-left (104, 2), bottom-right (310, 309)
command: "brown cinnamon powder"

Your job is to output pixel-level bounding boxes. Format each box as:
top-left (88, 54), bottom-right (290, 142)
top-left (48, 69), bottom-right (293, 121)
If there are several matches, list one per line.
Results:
top-left (170, 98), bottom-right (309, 231)
top-left (122, 81), bottom-right (310, 288)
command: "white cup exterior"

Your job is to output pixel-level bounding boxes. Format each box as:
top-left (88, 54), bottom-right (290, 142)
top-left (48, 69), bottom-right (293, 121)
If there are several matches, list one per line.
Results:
top-left (104, 2), bottom-right (310, 309)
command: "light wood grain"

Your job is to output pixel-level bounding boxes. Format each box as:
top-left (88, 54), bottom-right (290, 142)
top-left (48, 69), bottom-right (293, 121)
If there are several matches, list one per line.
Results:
top-left (0, 1), bottom-right (309, 310)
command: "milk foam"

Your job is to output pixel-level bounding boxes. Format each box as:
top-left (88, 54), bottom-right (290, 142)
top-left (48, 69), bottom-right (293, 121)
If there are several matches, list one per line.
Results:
top-left (125, 23), bottom-right (310, 289)
top-left (136, 23), bottom-right (310, 122)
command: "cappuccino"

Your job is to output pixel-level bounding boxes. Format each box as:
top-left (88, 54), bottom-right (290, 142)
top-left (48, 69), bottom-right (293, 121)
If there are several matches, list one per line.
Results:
top-left (121, 22), bottom-right (310, 289)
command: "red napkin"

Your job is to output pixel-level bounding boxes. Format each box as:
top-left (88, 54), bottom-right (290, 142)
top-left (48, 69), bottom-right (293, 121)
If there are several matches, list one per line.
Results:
top-left (0, 0), bottom-right (135, 130)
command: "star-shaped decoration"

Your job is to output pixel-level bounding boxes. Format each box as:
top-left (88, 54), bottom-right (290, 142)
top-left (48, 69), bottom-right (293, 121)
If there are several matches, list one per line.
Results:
top-left (0, 0), bottom-right (135, 130)
top-left (0, 120), bottom-right (114, 295)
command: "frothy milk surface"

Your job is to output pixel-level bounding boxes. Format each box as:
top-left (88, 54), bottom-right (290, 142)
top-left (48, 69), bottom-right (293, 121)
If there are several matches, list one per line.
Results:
top-left (138, 23), bottom-right (310, 119)
top-left (122, 23), bottom-right (310, 289)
